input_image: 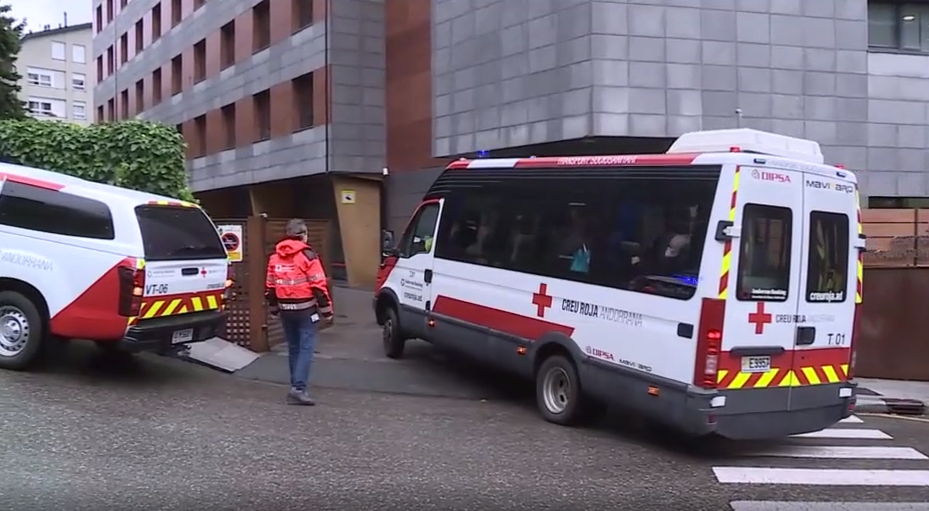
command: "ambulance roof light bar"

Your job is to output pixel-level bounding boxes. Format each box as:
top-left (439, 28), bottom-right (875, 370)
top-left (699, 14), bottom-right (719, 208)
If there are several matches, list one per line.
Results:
top-left (667, 128), bottom-right (825, 165)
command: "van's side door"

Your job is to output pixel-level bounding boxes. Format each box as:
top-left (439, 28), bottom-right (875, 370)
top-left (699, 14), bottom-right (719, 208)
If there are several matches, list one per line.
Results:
top-left (792, 173), bottom-right (857, 408)
top-left (389, 199), bottom-right (442, 339)
top-left (722, 166), bottom-right (804, 411)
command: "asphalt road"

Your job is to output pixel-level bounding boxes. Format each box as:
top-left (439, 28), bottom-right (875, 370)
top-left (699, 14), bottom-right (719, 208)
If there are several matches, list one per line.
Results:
top-left (4, 342), bottom-right (929, 511)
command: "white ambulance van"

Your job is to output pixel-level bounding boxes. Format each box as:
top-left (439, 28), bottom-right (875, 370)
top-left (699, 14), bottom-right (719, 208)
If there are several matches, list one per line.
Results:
top-left (374, 129), bottom-right (863, 440)
top-left (0, 161), bottom-right (232, 370)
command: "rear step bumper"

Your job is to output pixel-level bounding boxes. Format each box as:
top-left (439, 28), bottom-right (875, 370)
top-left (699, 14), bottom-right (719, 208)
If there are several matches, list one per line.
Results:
top-left (119, 311), bottom-right (227, 353)
top-left (712, 381), bottom-right (857, 440)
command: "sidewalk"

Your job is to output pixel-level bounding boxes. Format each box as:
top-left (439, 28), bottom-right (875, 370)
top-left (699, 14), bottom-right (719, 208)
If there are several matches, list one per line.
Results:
top-left (855, 377), bottom-right (929, 415)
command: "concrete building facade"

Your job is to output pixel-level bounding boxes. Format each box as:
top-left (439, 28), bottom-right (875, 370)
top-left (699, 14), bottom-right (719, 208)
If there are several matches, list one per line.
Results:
top-left (94, 0), bottom-right (929, 285)
top-left (20, 23), bottom-right (94, 125)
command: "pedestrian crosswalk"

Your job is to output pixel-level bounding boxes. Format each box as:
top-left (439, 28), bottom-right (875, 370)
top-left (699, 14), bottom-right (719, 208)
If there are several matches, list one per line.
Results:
top-left (719, 415), bottom-right (929, 510)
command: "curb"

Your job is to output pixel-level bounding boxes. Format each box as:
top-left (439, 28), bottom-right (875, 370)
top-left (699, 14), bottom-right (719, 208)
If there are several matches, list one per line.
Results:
top-left (855, 395), bottom-right (926, 416)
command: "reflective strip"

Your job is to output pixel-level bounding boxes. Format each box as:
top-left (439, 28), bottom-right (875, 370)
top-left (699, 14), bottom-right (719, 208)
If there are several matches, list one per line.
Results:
top-left (718, 166), bottom-right (740, 299)
top-left (275, 278), bottom-right (309, 285)
top-left (206, 295), bottom-right (218, 309)
top-left (855, 188), bottom-right (863, 304)
top-left (718, 363), bottom-right (849, 388)
top-left (317, 305), bottom-right (333, 314)
top-left (278, 300), bottom-right (316, 310)
top-left (135, 258), bottom-right (145, 270)
top-left (136, 291), bottom-right (224, 320)
top-left (147, 199), bottom-right (198, 208)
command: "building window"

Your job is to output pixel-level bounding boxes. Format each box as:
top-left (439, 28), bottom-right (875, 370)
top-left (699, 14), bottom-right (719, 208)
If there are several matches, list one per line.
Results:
top-left (220, 20), bottom-right (235, 69)
top-left (107, 98), bottom-right (115, 120)
top-left (51, 41), bottom-right (66, 60)
top-left (72, 44), bottom-right (86, 63)
top-left (106, 46), bottom-right (114, 74)
top-left (869, 2), bottom-right (929, 53)
top-left (73, 100), bottom-right (87, 120)
top-left (119, 34), bottom-right (128, 64)
top-left (252, 0), bottom-right (271, 53)
top-left (194, 115), bottom-right (206, 156)
top-left (193, 39), bottom-right (206, 83)
top-left (292, 72), bottom-right (314, 130)
top-left (96, 56), bottom-right (103, 82)
top-left (221, 103), bottom-right (235, 150)
top-left (152, 68), bottom-right (163, 104)
top-left (71, 73), bottom-right (86, 91)
top-left (120, 0), bottom-right (127, 7)
top-left (135, 20), bottom-right (144, 52)
top-left (96, 5), bottom-right (103, 31)
top-left (253, 90), bottom-right (270, 141)
top-left (293, 0), bottom-right (313, 32)
top-left (152, 3), bottom-right (162, 41)
top-left (106, 0), bottom-right (114, 22)
top-left (97, 105), bottom-right (104, 122)
top-left (170, 55), bottom-right (182, 95)
top-left (135, 79), bottom-right (144, 114)
top-left (26, 67), bottom-right (54, 87)
top-left (171, 0), bottom-right (181, 27)
top-left (120, 89), bottom-right (129, 119)
top-left (194, 0), bottom-right (206, 9)
top-left (27, 97), bottom-right (66, 118)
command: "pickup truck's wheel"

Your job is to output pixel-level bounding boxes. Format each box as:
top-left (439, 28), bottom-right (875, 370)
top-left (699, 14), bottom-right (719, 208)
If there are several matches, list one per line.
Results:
top-left (382, 306), bottom-right (406, 359)
top-left (536, 354), bottom-right (603, 426)
top-left (0, 291), bottom-right (45, 370)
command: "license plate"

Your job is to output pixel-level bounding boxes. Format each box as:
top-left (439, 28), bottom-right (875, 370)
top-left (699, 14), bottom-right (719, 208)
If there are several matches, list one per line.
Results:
top-left (741, 356), bottom-right (771, 373)
top-left (171, 328), bottom-right (194, 344)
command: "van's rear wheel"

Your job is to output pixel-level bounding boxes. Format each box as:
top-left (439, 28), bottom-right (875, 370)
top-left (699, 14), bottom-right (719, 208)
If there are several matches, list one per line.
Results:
top-left (0, 291), bottom-right (45, 371)
top-left (536, 354), bottom-right (603, 426)
top-left (382, 306), bottom-right (406, 359)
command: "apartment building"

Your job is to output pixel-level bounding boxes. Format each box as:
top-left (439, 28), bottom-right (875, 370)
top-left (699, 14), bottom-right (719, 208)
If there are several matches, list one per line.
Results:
top-left (94, 0), bottom-right (929, 285)
top-left (20, 23), bottom-right (94, 125)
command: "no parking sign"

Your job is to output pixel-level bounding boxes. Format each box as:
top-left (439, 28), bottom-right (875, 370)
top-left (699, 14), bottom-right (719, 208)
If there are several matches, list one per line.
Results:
top-left (217, 225), bottom-right (243, 262)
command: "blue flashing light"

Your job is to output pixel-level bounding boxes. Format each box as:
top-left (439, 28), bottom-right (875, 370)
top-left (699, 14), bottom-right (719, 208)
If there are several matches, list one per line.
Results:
top-left (671, 274), bottom-right (699, 286)
top-left (476, 150), bottom-right (489, 158)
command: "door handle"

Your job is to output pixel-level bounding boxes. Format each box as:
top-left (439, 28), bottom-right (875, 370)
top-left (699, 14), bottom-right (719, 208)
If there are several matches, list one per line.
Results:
top-left (424, 269), bottom-right (433, 283)
top-left (796, 326), bottom-right (815, 346)
top-left (181, 267), bottom-right (199, 276)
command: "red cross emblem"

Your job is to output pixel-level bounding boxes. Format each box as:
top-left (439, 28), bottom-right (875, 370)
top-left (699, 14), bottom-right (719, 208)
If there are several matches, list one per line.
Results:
top-left (531, 283), bottom-right (553, 318)
top-left (748, 302), bottom-right (772, 334)
top-left (201, 268), bottom-right (208, 277)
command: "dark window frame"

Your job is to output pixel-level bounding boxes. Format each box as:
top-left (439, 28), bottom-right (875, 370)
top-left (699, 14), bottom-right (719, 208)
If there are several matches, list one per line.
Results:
top-left (806, 211), bottom-right (851, 303)
top-left (0, 181), bottom-right (115, 240)
top-left (868, 1), bottom-right (929, 54)
top-left (735, 203), bottom-right (793, 302)
top-left (134, 205), bottom-right (226, 261)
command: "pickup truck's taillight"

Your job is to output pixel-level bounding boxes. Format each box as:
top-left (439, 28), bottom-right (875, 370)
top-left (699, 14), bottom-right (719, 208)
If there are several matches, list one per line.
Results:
top-left (118, 263), bottom-right (145, 317)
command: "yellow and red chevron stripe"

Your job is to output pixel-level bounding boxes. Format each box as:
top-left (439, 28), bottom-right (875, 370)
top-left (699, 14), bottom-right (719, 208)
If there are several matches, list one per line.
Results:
top-left (717, 363), bottom-right (849, 389)
top-left (146, 199), bottom-right (199, 208)
top-left (128, 290), bottom-right (223, 325)
top-left (855, 188), bottom-right (863, 304)
top-left (717, 166), bottom-right (740, 299)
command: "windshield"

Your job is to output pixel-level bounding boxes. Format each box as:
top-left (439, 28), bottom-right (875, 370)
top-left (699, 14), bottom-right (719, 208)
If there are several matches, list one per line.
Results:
top-left (134, 205), bottom-right (227, 261)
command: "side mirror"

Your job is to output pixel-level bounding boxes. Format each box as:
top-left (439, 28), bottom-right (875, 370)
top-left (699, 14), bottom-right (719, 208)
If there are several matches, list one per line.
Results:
top-left (381, 230), bottom-right (395, 250)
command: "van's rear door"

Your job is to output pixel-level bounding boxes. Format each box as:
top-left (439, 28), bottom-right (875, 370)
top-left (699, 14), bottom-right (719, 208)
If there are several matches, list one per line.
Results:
top-left (134, 204), bottom-right (227, 333)
top-left (721, 165), bottom-right (805, 412)
top-left (791, 173), bottom-right (857, 410)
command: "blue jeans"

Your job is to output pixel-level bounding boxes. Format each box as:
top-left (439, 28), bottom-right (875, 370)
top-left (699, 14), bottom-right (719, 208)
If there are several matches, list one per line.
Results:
top-left (281, 313), bottom-right (317, 392)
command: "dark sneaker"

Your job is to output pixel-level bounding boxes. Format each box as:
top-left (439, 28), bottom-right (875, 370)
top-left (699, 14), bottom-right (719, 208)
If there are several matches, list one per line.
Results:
top-left (286, 389), bottom-right (316, 406)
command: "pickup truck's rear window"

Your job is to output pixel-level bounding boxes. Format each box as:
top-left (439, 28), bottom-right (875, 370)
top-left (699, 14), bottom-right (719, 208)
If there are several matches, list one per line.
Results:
top-left (135, 205), bottom-right (226, 261)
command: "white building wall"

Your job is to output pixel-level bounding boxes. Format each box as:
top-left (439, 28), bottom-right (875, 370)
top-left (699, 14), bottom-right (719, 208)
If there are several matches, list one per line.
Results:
top-left (18, 23), bottom-right (94, 125)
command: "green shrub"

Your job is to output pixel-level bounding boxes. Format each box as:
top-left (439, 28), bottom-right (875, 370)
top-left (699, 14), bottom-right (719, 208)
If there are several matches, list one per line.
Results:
top-left (0, 119), bottom-right (194, 201)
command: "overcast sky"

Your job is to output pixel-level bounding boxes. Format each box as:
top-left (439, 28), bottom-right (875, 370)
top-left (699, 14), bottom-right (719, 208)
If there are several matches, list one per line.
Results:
top-left (7, 0), bottom-right (91, 32)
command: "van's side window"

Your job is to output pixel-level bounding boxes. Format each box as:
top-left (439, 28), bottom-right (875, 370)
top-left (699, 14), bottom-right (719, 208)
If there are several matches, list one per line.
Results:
top-left (806, 211), bottom-right (849, 303)
top-left (0, 181), bottom-right (115, 240)
top-left (434, 171), bottom-right (717, 300)
top-left (399, 202), bottom-right (439, 257)
top-left (736, 204), bottom-right (792, 301)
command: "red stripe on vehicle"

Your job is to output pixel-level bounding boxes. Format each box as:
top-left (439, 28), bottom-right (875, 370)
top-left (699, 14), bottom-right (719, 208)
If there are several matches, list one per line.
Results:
top-left (0, 172), bottom-right (64, 190)
top-left (432, 295), bottom-right (574, 340)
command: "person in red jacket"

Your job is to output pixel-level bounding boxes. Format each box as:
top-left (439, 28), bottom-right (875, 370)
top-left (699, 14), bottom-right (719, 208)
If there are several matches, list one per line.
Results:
top-left (265, 219), bottom-right (334, 405)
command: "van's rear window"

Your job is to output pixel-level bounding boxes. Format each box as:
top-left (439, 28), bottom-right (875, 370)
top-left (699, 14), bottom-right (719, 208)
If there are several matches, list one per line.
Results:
top-left (135, 206), bottom-right (226, 261)
top-left (806, 211), bottom-right (850, 303)
top-left (737, 204), bottom-right (792, 302)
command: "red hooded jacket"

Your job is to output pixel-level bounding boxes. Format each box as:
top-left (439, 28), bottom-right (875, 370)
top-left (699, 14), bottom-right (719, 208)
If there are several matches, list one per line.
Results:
top-left (265, 239), bottom-right (333, 316)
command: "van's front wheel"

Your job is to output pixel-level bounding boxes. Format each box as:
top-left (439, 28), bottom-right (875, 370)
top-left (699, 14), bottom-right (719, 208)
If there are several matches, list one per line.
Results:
top-left (382, 306), bottom-right (406, 359)
top-left (536, 354), bottom-right (603, 426)
top-left (0, 291), bottom-right (45, 370)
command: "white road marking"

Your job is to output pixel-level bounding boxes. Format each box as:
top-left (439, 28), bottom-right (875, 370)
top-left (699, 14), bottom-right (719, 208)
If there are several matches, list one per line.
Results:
top-left (714, 467), bottom-right (929, 485)
top-left (739, 445), bottom-right (927, 459)
top-left (731, 502), bottom-right (929, 511)
top-left (791, 428), bottom-right (892, 440)
top-left (838, 415), bottom-right (863, 423)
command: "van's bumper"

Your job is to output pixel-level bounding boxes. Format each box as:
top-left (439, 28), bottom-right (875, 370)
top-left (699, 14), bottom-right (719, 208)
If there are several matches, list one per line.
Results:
top-left (117, 311), bottom-right (227, 353)
top-left (712, 381), bottom-right (857, 440)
